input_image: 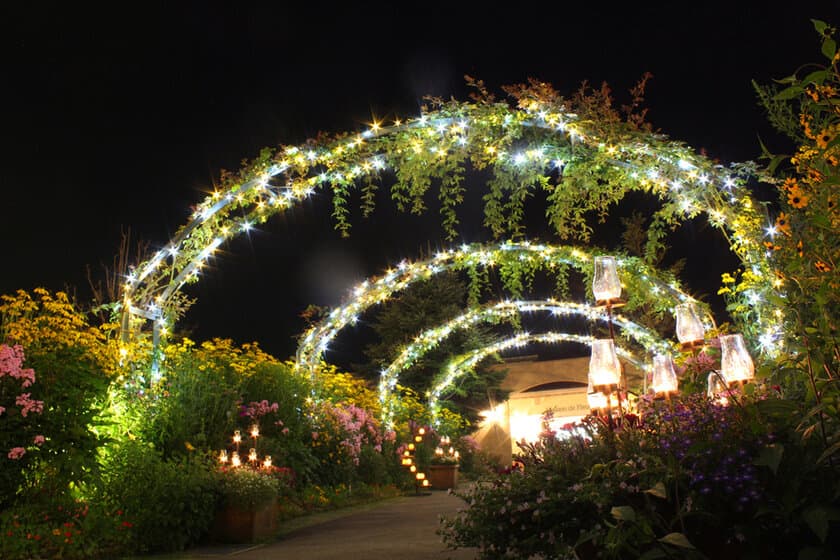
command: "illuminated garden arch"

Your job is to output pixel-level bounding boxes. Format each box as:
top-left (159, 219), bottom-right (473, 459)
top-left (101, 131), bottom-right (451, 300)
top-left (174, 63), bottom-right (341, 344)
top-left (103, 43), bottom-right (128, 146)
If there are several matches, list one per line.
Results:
top-left (378, 299), bottom-right (672, 426)
top-left (425, 331), bottom-right (645, 424)
top-left (296, 241), bottom-right (708, 375)
top-left (120, 83), bottom-right (784, 367)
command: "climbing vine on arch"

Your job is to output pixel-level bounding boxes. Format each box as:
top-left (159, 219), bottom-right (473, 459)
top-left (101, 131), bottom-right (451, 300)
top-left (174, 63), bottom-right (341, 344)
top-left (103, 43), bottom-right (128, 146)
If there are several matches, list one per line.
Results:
top-left (120, 78), bottom-right (781, 361)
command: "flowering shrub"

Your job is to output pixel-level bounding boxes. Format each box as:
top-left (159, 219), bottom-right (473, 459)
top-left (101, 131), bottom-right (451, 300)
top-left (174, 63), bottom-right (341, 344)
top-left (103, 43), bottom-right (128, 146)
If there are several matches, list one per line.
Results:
top-left (755, 21), bottom-right (839, 438)
top-left (0, 289), bottom-right (111, 505)
top-left (215, 466), bottom-right (281, 509)
top-left (309, 401), bottom-right (385, 485)
top-left (0, 344), bottom-right (45, 504)
top-left (0, 499), bottom-right (134, 560)
top-left (441, 389), bottom-right (840, 559)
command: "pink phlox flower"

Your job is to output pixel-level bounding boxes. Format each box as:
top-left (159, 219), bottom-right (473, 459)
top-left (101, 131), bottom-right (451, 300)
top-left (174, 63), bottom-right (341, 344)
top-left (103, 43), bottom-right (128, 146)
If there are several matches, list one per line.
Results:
top-left (282, 427), bottom-right (289, 435)
top-left (34, 435), bottom-right (45, 446)
top-left (0, 344), bottom-right (25, 376)
top-left (8, 447), bottom-right (26, 460)
top-left (16, 393), bottom-right (45, 417)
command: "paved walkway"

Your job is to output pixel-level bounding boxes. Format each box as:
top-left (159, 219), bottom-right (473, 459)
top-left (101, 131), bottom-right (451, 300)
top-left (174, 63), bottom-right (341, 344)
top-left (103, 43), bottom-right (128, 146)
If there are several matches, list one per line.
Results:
top-left (162, 490), bottom-right (477, 559)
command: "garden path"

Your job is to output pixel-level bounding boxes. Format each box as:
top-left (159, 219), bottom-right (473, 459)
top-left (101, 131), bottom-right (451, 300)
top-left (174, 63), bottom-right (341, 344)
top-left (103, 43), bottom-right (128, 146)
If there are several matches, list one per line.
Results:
top-left (161, 489), bottom-right (477, 559)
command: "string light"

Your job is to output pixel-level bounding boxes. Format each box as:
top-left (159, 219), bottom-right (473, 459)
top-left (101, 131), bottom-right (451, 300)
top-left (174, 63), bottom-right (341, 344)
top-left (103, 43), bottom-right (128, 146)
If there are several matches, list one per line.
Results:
top-left (298, 242), bottom-right (701, 378)
top-left (122, 100), bottom-right (782, 390)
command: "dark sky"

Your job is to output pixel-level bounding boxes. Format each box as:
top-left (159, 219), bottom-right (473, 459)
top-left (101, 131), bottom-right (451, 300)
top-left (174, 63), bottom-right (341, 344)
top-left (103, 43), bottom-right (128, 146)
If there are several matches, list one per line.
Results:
top-left (3, 2), bottom-right (838, 360)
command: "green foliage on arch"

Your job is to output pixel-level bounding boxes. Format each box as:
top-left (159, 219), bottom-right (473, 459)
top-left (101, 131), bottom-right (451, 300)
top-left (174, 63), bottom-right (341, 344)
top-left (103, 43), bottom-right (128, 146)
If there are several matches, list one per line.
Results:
top-left (295, 241), bottom-right (707, 376)
top-left (121, 79), bottom-right (781, 359)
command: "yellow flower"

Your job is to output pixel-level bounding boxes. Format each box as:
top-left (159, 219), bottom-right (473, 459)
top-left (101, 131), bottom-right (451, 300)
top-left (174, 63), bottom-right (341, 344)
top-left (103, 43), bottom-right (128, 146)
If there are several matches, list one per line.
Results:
top-left (775, 212), bottom-right (791, 235)
top-left (815, 261), bottom-right (832, 272)
top-left (720, 272), bottom-right (736, 284)
top-left (816, 128), bottom-right (835, 149)
top-left (782, 177), bottom-right (799, 191)
top-left (787, 187), bottom-right (810, 209)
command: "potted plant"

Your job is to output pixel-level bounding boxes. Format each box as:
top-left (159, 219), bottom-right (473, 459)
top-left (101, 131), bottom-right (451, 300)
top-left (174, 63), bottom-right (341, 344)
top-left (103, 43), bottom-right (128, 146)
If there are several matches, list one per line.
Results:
top-left (212, 466), bottom-right (280, 543)
top-left (429, 437), bottom-right (460, 490)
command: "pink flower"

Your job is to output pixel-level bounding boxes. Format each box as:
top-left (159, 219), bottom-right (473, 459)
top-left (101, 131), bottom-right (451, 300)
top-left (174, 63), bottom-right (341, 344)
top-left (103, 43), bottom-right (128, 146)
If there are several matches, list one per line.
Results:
top-left (33, 435), bottom-right (45, 446)
top-left (0, 406), bottom-right (5, 416)
top-left (15, 393), bottom-right (44, 417)
top-left (282, 428), bottom-right (289, 435)
top-left (312, 432), bottom-right (319, 440)
top-left (8, 447), bottom-right (26, 460)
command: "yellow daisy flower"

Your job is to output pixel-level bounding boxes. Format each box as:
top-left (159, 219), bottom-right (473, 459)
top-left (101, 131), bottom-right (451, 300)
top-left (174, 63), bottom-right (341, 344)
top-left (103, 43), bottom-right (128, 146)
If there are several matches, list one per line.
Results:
top-left (787, 187), bottom-right (809, 209)
top-left (816, 128), bottom-right (836, 149)
top-left (775, 212), bottom-right (791, 235)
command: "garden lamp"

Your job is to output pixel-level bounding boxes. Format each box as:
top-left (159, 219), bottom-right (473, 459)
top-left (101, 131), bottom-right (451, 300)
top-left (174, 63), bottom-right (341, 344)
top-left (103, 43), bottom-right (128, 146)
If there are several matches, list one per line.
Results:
top-left (675, 302), bottom-right (705, 351)
top-left (719, 333), bottom-right (754, 385)
top-left (650, 354), bottom-right (679, 396)
top-left (592, 256), bottom-right (624, 307)
top-left (588, 339), bottom-right (622, 389)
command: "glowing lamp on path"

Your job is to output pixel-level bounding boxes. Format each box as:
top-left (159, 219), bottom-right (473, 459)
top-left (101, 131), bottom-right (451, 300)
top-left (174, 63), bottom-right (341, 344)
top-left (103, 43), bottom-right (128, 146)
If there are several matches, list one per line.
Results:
top-left (231, 451), bottom-right (241, 468)
top-left (592, 256), bottom-right (623, 306)
top-left (589, 339), bottom-right (622, 389)
top-left (675, 302), bottom-right (705, 350)
top-left (263, 455), bottom-right (272, 469)
top-left (720, 334), bottom-right (754, 384)
top-left (651, 354), bottom-right (679, 396)
top-left (218, 450), bottom-right (228, 464)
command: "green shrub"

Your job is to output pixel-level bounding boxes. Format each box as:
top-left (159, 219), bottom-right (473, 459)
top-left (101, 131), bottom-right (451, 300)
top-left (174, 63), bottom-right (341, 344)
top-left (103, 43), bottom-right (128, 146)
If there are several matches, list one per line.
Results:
top-left (0, 496), bottom-right (132, 560)
top-left (94, 440), bottom-right (217, 554)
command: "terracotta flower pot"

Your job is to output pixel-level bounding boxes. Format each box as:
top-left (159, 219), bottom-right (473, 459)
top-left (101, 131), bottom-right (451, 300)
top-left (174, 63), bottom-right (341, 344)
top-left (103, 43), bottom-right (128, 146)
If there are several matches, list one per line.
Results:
top-left (429, 464), bottom-right (459, 490)
top-left (211, 497), bottom-right (278, 543)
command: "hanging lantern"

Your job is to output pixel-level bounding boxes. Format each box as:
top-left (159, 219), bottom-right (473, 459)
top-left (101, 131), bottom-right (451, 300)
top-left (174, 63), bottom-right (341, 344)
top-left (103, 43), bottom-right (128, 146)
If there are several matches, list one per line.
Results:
top-left (675, 302), bottom-right (705, 350)
top-left (589, 339), bottom-right (622, 388)
top-left (592, 256), bottom-right (623, 306)
top-left (707, 372), bottom-right (728, 406)
top-left (719, 333), bottom-right (754, 384)
top-left (650, 354), bottom-right (679, 395)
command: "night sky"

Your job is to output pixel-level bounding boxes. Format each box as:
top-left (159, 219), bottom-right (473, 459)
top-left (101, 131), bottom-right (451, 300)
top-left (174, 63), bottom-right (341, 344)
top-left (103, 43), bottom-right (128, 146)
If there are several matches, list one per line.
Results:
top-left (3, 2), bottom-right (838, 361)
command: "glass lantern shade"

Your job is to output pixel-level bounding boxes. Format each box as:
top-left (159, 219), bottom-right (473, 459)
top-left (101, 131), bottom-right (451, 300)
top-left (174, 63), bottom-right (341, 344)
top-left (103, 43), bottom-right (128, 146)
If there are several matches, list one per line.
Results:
top-left (675, 302), bottom-right (705, 347)
top-left (589, 339), bottom-right (622, 387)
top-left (592, 256), bottom-right (622, 303)
top-left (707, 371), bottom-right (728, 405)
top-left (720, 333), bottom-right (755, 383)
top-left (651, 354), bottom-right (678, 394)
